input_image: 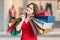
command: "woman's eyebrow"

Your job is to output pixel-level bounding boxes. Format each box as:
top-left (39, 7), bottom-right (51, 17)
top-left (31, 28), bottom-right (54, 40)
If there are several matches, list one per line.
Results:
top-left (29, 7), bottom-right (32, 9)
top-left (27, 6), bottom-right (33, 9)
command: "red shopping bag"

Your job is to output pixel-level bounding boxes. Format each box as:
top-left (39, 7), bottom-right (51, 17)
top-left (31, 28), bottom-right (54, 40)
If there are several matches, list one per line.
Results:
top-left (7, 20), bottom-right (16, 33)
top-left (45, 11), bottom-right (51, 16)
top-left (35, 11), bottom-right (50, 16)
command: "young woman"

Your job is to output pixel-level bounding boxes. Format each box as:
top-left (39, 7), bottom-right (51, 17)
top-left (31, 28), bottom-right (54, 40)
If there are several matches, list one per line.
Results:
top-left (16, 3), bottom-right (39, 40)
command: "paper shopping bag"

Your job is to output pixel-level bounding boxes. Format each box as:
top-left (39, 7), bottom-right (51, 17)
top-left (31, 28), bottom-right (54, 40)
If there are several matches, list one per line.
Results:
top-left (30, 20), bottom-right (44, 35)
top-left (7, 20), bottom-right (16, 33)
top-left (33, 18), bottom-right (54, 29)
top-left (35, 11), bottom-right (50, 16)
top-left (32, 20), bottom-right (44, 34)
top-left (34, 16), bottom-right (55, 23)
top-left (31, 19), bottom-right (54, 34)
top-left (11, 18), bottom-right (22, 36)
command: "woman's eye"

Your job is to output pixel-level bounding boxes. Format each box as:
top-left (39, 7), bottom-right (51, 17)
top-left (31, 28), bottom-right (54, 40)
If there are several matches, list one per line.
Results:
top-left (30, 8), bottom-right (33, 10)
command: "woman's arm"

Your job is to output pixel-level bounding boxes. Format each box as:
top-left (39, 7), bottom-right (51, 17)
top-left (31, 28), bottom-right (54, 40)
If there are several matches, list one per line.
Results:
top-left (16, 15), bottom-right (25, 31)
top-left (16, 19), bottom-right (24, 31)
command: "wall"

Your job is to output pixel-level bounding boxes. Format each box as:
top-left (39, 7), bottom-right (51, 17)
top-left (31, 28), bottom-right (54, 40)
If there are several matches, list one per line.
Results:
top-left (4, 0), bottom-right (13, 33)
top-left (13, 0), bottom-right (23, 18)
top-left (57, 1), bottom-right (60, 21)
top-left (0, 0), bottom-right (4, 31)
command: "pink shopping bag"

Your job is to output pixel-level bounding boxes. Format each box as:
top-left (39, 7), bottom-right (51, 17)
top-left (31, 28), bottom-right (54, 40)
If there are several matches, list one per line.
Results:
top-left (35, 11), bottom-right (51, 16)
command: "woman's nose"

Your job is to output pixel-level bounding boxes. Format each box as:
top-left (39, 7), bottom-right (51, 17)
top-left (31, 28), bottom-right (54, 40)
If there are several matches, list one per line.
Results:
top-left (26, 8), bottom-right (28, 11)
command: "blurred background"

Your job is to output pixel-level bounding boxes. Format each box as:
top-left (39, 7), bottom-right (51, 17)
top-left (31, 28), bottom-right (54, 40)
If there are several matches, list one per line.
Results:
top-left (0, 0), bottom-right (60, 40)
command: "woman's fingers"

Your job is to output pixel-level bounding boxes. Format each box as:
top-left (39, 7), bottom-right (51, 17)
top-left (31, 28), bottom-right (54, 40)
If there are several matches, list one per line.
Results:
top-left (20, 15), bottom-right (25, 20)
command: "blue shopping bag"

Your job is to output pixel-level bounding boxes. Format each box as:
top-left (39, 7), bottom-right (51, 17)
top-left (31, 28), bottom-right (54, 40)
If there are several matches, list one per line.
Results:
top-left (34, 16), bottom-right (55, 23)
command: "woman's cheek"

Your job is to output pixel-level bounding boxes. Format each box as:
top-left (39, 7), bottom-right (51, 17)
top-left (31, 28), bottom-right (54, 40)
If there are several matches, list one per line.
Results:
top-left (30, 10), bottom-right (33, 14)
top-left (25, 10), bottom-right (28, 13)
top-left (25, 9), bottom-right (33, 14)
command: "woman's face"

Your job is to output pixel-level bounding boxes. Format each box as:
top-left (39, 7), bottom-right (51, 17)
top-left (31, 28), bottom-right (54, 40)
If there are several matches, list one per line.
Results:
top-left (25, 4), bottom-right (34, 15)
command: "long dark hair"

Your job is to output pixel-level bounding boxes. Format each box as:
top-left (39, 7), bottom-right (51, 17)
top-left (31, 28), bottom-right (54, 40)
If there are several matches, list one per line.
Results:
top-left (26, 3), bottom-right (39, 17)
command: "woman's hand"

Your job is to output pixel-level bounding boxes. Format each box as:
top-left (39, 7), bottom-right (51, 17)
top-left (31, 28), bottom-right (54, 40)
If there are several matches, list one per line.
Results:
top-left (16, 15), bottom-right (25, 31)
top-left (20, 15), bottom-right (25, 20)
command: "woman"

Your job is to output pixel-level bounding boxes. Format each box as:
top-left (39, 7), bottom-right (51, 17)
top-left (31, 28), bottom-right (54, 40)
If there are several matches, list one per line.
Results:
top-left (16, 3), bottom-right (39, 40)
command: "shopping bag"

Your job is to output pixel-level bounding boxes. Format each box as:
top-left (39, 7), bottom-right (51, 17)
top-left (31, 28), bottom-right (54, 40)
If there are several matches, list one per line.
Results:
top-left (7, 20), bottom-right (16, 33)
top-left (31, 19), bottom-right (54, 34)
top-left (8, 17), bottom-right (16, 27)
top-left (35, 11), bottom-right (50, 16)
top-left (11, 18), bottom-right (22, 36)
top-left (31, 19), bottom-right (44, 35)
top-left (30, 20), bottom-right (38, 35)
top-left (45, 11), bottom-right (51, 16)
top-left (34, 16), bottom-right (55, 23)
top-left (33, 18), bottom-right (54, 29)
top-left (11, 27), bottom-right (21, 36)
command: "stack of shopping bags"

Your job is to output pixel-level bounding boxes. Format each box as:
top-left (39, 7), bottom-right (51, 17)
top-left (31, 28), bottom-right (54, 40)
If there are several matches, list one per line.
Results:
top-left (7, 17), bottom-right (22, 36)
top-left (30, 16), bottom-right (55, 35)
top-left (7, 12), bottom-right (55, 36)
top-left (30, 11), bottom-right (55, 35)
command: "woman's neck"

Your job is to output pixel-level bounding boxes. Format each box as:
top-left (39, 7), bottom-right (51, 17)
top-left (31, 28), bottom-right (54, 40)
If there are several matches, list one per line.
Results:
top-left (26, 16), bottom-right (30, 20)
top-left (25, 14), bottom-right (32, 20)
top-left (25, 16), bottom-right (30, 23)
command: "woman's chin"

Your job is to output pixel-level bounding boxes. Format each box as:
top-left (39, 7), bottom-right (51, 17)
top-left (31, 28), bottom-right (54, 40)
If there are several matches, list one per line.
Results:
top-left (27, 13), bottom-right (31, 15)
